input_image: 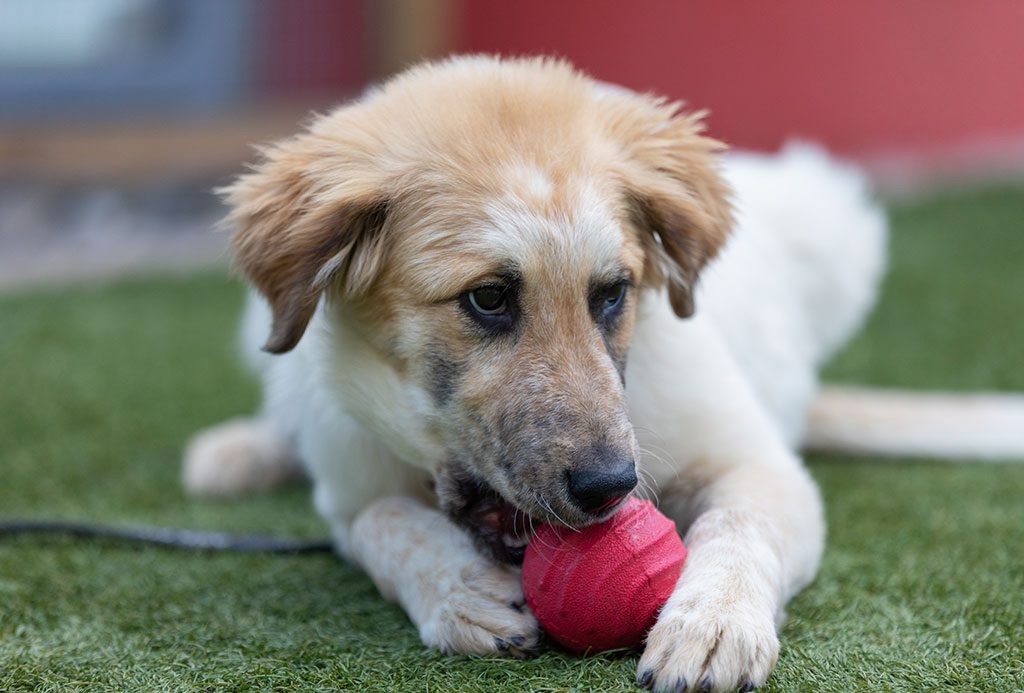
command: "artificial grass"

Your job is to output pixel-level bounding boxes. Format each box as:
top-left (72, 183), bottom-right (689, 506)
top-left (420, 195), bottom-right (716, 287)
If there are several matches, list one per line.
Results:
top-left (2, 184), bottom-right (1023, 692)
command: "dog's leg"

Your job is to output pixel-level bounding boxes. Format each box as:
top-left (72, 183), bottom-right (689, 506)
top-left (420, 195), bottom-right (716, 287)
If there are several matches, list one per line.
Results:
top-left (183, 417), bottom-right (300, 496)
top-left (347, 496), bottom-right (539, 657)
top-left (637, 450), bottom-right (824, 693)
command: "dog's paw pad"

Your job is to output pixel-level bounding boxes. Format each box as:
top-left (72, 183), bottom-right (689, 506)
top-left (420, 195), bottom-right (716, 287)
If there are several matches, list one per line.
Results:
top-left (419, 562), bottom-right (539, 658)
top-left (638, 591), bottom-right (777, 692)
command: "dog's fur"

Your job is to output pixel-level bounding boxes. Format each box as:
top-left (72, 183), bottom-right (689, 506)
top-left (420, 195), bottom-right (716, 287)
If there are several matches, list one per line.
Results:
top-left (184, 56), bottom-right (889, 692)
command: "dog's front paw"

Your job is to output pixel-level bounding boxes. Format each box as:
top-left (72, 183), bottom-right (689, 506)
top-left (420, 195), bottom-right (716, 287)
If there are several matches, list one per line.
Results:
top-left (417, 559), bottom-right (539, 658)
top-left (636, 582), bottom-right (778, 692)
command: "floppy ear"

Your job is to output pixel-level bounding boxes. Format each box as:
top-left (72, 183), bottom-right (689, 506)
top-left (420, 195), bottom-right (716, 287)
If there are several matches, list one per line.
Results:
top-left (221, 126), bottom-right (391, 354)
top-left (608, 101), bottom-right (733, 318)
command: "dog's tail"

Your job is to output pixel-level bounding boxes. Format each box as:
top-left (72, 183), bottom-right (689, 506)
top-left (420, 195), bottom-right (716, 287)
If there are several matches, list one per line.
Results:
top-left (804, 385), bottom-right (1024, 460)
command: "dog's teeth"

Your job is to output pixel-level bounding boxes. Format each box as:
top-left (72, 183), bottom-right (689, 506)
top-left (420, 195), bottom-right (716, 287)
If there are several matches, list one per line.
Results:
top-left (503, 534), bottom-right (530, 548)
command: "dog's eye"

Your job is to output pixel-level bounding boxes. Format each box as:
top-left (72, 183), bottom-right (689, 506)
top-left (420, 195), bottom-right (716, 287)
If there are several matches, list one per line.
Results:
top-left (601, 282), bottom-right (627, 311)
top-left (589, 280), bottom-right (629, 327)
top-left (467, 286), bottom-right (508, 316)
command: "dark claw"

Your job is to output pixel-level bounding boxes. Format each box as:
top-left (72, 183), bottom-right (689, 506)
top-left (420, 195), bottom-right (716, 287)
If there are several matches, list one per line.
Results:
top-left (636, 669), bottom-right (654, 689)
top-left (738, 682), bottom-right (756, 692)
top-left (698, 677), bottom-right (712, 692)
top-left (494, 637), bottom-right (509, 651)
top-left (673, 677), bottom-right (688, 693)
top-left (509, 635), bottom-right (525, 647)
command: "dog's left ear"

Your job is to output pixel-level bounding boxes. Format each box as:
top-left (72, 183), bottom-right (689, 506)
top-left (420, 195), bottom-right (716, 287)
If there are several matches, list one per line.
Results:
top-left (606, 100), bottom-right (733, 318)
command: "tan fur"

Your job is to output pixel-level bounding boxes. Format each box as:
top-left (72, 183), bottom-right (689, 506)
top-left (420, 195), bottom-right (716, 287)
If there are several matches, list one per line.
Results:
top-left (223, 56), bottom-right (730, 353)
top-left (195, 56), bottom-right (839, 693)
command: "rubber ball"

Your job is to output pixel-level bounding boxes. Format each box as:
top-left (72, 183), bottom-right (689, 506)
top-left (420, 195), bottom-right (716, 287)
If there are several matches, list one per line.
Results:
top-left (521, 497), bottom-right (687, 654)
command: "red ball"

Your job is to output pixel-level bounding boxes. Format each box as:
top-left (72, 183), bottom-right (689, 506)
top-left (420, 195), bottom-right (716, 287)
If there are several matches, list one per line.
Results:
top-left (522, 497), bottom-right (687, 654)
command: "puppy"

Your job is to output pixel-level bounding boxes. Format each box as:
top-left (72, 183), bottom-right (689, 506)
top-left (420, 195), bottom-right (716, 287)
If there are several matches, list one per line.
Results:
top-left (184, 56), bottom-right (886, 691)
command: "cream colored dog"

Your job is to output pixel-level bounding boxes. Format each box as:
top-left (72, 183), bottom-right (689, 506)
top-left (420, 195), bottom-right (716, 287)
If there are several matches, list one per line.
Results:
top-left (181, 55), bottom-right (981, 691)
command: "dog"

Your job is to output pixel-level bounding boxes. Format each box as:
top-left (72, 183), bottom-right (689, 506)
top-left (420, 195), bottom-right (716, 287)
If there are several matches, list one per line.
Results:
top-left (182, 55), bottom-right (893, 691)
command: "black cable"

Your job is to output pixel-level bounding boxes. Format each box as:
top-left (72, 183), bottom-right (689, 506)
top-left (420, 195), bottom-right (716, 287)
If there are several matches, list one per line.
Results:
top-left (0, 519), bottom-right (334, 554)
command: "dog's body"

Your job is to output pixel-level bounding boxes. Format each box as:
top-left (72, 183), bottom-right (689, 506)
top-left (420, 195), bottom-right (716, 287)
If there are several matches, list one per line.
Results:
top-left (185, 57), bottom-right (887, 691)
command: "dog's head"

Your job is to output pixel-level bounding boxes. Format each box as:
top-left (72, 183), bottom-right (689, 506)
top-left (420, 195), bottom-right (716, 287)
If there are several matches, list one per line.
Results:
top-left (223, 56), bottom-right (732, 562)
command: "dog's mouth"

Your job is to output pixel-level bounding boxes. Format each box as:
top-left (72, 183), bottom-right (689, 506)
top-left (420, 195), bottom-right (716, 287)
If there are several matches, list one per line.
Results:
top-left (444, 476), bottom-right (536, 565)
top-left (443, 473), bottom-right (633, 565)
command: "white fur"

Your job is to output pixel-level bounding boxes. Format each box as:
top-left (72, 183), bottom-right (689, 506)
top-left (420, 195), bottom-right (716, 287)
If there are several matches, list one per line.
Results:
top-left (480, 181), bottom-right (625, 279)
top-left (188, 144), bottom-right (885, 691)
top-left (807, 385), bottom-right (1024, 459)
top-left (183, 418), bottom-right (298, 496)
top-left (506, 163), bottom-right (555, 202)
top-left (212, 145), bottom-right (883, 499)
top-left (350, 496), bottom-right (538, 656)
top-left (699, 143), bottom-right (888, 445)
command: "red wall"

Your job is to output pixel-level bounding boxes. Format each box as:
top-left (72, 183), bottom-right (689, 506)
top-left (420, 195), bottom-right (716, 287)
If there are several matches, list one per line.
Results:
top-left (259, 0), bottom-right (367, 97)
top-left (459, 1), bottom-right (1024, 157)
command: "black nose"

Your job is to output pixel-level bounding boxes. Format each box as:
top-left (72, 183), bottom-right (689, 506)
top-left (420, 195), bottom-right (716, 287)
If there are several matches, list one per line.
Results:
top-left (566, 445), bottom-right (638, 514)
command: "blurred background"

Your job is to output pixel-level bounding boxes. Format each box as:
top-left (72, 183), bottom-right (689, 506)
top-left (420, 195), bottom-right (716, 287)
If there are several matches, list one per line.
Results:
top-left (2, 0), bottom-right (1023, 287)
top-left (3, 4), bottom-right (1024, 689)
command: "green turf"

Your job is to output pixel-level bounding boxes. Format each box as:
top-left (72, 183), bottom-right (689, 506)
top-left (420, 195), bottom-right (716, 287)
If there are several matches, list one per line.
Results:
top-left (2, 184), bottom-right (1023, 692)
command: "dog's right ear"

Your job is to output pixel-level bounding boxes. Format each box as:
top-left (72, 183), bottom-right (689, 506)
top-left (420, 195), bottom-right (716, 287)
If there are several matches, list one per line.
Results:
top-left (221, 124), bottom-right (391, 354)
